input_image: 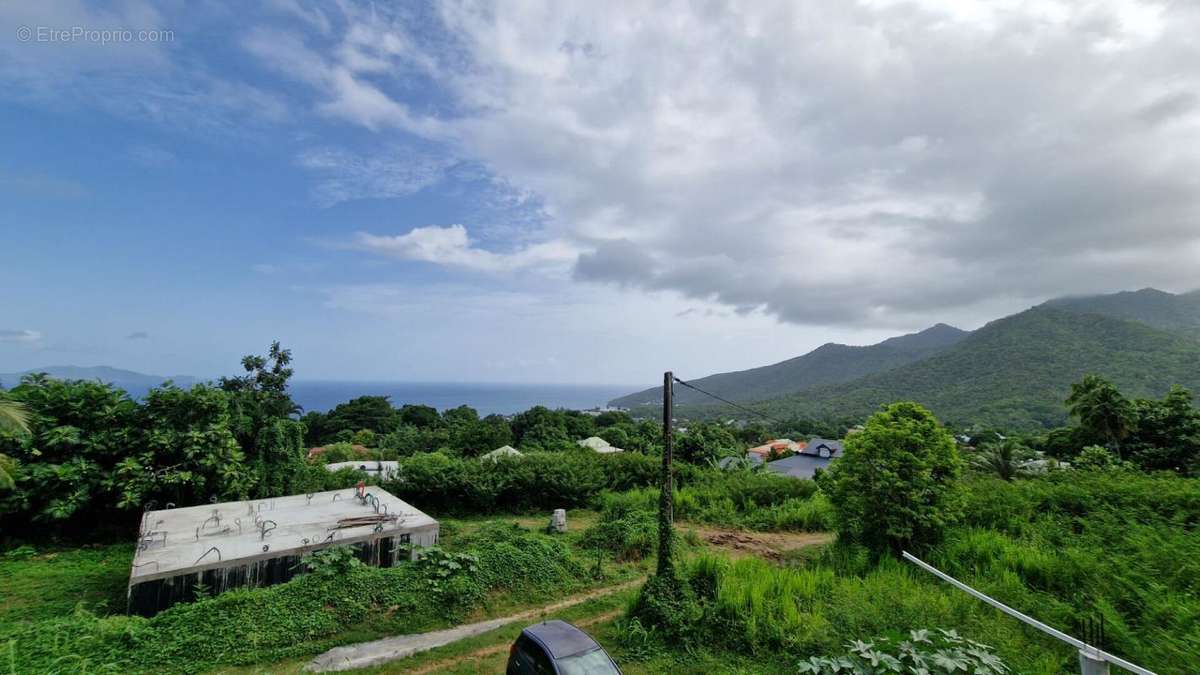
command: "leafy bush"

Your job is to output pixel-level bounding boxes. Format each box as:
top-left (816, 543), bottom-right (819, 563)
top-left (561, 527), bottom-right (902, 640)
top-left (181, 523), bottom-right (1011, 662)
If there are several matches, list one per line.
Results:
top-left (581, 502), bottom-right (658, 561)
top-left (797, 629), bottom-right (1009, 674)
top-left (1073, 445), bottom-right (1134, 471)
top-left (459, 522), bottom-right (583, 591)
top-left (414, 547), bottom-right (483, 614)
top-left (820, 402), bottom-right (963, 554)
top-left (299, 545), bottom-right (363, 578)
top-left (382, 450), bottom-right (668, 513)
top-left (314, 441), bottom-right (366, 463)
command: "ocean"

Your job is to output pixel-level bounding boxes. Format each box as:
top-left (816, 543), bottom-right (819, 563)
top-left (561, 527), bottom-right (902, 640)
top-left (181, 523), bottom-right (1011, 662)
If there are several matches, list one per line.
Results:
top-left (288, 381), bottom-right (639, 416)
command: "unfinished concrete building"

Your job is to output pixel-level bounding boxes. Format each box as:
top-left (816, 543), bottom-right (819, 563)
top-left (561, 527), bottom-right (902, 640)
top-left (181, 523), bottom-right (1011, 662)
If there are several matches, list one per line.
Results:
top-left (127, 486), bottom-right (438, 615)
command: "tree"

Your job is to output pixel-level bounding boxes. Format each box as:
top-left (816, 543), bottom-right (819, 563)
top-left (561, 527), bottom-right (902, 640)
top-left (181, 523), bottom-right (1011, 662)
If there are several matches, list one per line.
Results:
top-left (219, 341), bottom-right (297, 419)
top-left (1074, 445), bottom-right (1132, 472)
top-left (219, 341), bottom-right (301, 490)
top-left (0, 377), bottom-right (138, 525)
top-left (117, 384), bottom-right (252, 508)
top-left (253, 418), bottom-right (307, 498)
top-left (819, 402), bottom-right (963, 555)
top-left (971, 439), bottom-right (1032, 481)
top-left (449, 414), bottom-right (512, 456)
top-left (675, 421), bottom-right (739, 464)
top-left (0, 397), bottom-right (31, 490)
top-left (322, 396), bottom-right (401, 441)
top-left (1066, 375), bottom-right (1135, 457)
top-left (1125, 386), bottom-right (1200, 474)
top-left (0, 398), bottom-right (31, 434)
top-left (399, 404), bottom-right (441, 429)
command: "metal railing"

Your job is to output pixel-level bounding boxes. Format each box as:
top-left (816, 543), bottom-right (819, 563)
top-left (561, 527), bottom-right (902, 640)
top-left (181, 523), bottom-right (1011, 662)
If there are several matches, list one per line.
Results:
top-left (902, 552), bottom-right (1155, 675)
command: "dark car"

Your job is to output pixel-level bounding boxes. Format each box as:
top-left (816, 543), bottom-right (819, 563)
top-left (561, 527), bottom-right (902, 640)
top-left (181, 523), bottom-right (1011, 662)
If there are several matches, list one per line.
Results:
top-left (506, 620), bottom-right (622, 675)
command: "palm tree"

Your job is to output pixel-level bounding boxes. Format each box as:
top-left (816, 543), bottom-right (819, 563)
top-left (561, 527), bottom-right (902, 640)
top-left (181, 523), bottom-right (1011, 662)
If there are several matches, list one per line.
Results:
top-left (972, 439), bottom-right (1030, 481)
top-left (1066, 375), bottom-right (1135, 457)
top-left (0, 398), bottom-right (31, 434)
top-left (0, 398), bottom-right (31, 490)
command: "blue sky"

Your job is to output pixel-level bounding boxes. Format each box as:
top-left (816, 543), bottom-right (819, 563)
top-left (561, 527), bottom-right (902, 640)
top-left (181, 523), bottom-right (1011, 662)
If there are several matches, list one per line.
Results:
top-left (2, 1), bottom-right (1198, 385)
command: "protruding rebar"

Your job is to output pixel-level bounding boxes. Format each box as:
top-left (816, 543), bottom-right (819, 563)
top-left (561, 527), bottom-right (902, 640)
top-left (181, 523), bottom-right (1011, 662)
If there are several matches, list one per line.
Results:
top-left (194, 546), bottom-right (221, 565)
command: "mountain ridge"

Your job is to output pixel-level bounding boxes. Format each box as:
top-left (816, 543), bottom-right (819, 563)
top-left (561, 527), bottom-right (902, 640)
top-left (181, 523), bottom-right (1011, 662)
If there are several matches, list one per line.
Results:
top-left (610, 323), bottom-right (968, 408)
top-left (619, 287), bottom-right (1200, 430)
top-left (743, 305), bottom-right (1200, 429)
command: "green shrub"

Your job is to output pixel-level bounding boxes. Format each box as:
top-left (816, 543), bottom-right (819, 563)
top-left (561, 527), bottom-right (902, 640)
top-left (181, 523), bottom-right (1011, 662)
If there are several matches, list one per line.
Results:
top-left (298, 545), bottom-right (363, 578)
top-left (796, 628), bottom-right (1010, 674)
top-left (314, 441), bottom-right (364, 463)
top-left (0, 528), bottom-right (584, 674)
top-left (581, 503), bottom-right (658, 561)
top-left (381, 450), bottom-right (667, 513)
top-left (820, 402), bottom-right (963, 555)
top-left (592, 471), bottom-right (832, 533)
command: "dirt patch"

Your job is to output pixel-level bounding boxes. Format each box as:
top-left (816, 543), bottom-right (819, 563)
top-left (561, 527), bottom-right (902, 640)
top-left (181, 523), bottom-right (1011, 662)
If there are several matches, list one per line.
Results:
top-left (684, 526), bottom-right (832, 560)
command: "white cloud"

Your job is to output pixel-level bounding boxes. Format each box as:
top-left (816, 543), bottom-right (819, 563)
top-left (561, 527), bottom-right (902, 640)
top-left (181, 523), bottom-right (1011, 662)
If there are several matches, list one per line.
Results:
top-left (243, 1), bottom-right (1200, 330)
top-left (352, 225), bottom-right (577, 274)
top-left (0, 330), bottom-right (43, 344)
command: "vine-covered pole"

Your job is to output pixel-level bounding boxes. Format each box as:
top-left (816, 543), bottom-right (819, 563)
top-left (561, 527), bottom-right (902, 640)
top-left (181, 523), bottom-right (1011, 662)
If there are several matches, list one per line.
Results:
top-left (657, 371), bottom-right (675, 576)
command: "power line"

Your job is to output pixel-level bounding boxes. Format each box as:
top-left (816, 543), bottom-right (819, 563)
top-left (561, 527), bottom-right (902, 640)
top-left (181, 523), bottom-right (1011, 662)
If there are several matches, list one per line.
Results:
top-left (671, 376), bottom-right (790, 428)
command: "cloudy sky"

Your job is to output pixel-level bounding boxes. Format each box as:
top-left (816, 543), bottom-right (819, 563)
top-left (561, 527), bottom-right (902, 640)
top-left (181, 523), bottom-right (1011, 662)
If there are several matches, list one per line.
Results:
top-left (1, 1), bottom-right (1198, 386)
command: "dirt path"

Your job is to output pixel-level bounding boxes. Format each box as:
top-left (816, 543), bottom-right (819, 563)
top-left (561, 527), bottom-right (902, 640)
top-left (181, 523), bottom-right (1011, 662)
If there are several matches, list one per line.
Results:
top-left (406, 607), bottom-right (626, 675)
top-left (683, 525), bottom-right (833, 560)
top-left (304, 580), bottom-right (643, 672)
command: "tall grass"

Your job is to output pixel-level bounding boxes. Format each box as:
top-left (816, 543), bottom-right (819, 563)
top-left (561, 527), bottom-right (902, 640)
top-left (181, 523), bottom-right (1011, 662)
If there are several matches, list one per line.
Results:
top-left (634, 471), bottom-right (1200, 674)
top-left (594, 471), bottom-right (834, 532)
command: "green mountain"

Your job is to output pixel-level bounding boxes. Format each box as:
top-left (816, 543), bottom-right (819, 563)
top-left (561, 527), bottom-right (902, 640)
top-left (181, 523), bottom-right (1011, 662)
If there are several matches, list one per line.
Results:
top-left (610, 323), bottom-right (967, 408)
top-left (1045, 287), bottom-right (1200, 338)
top-left (748, 306), bottom-right (1200, 429)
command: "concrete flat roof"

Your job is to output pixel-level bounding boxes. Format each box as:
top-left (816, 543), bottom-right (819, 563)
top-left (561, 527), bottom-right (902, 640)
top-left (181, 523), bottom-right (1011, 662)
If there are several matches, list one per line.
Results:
top-left (131, 487), bottom-right (437, 584)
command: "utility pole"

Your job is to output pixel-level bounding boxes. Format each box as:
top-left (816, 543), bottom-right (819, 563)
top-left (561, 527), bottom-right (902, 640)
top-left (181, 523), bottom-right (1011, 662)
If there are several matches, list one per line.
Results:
top-left (656, 371), bottom-right (675, 576)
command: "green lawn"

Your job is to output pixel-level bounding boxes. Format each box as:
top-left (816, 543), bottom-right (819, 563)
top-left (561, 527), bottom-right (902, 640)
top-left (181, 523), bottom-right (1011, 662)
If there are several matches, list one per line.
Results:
top-left (0, 543), bottom-right (133, 631)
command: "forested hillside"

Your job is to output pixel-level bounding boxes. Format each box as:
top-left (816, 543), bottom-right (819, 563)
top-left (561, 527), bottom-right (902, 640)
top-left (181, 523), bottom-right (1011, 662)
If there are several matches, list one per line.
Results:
top-left (1045, 287), bottom-right (1200, 338)
top-left (749, 307), bottom-right (1200, 429)
top-left (610, 323), bottom-right (966, 407)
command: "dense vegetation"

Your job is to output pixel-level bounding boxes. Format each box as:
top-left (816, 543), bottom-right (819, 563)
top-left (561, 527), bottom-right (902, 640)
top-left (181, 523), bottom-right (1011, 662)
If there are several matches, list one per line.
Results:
top-left (1046, 287), bottom-right (1200, 339)
top-left (643, 289), bottom-right (1200, 431)
top-left (0, 345), bottom-right (340, 539)
top-left (0, 344), bottom-right (759, 541)
top-left (742, 307), bottom-right (1200, 430)
top-left (613, 461), bottom-right (1199, 674)
top-left (612, 323), bottom-right (966, 408)
top-left (6, 321), bottom-right (1200, 674)
top-left (0, 523), bottom-right (606, 674)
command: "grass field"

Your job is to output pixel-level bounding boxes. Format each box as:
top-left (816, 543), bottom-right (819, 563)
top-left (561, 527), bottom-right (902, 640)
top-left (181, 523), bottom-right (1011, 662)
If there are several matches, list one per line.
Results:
top-left (0, 543), bottom-right (133, 630)
top-left (0, 507), bottom-right (831, 674)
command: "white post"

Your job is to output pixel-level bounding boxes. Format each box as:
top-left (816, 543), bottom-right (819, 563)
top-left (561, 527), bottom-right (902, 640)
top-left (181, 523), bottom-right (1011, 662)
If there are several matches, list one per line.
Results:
top-left (1080, 648), bottom-right (1110, 675)
top-left (550, 509), bottom-right (567, 533)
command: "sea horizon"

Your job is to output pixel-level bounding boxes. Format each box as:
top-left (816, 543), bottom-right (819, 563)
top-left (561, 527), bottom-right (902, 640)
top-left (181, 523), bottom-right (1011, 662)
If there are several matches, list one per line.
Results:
top-left (288, 380), bottom-right (642, 416)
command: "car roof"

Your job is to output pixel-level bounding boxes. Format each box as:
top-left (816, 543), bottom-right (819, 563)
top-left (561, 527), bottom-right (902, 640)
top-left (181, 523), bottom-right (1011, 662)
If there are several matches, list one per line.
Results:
top-left (522, 620), bottom-right (601, 659)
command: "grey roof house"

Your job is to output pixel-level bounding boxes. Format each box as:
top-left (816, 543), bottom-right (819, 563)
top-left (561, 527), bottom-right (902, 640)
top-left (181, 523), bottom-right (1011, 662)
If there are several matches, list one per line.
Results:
top-left (766, 437), bottom-right (844, 479)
